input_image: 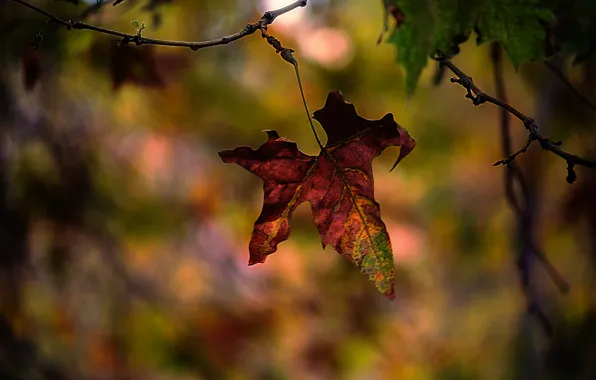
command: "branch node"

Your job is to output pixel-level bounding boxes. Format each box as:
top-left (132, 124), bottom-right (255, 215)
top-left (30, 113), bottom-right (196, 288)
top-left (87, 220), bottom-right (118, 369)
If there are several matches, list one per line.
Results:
top-left (566, 162), bottom-right (577, 184)
top-left (262, 11), bottom-right (274, 25)
top-left (243, 23), bottom-right (258, 35)
top-left (281, 48), bottom-right (297, 66)
top-left (473, 93), bottom-right (486, 105)
top-left (459, 76), bottom-right (472, 88)
top-left (522, 117), bottom-right (537, 132)
top-left (493, 135), bottom-right (535, 167)
top-left (118, 37), bottom-right (131, 46)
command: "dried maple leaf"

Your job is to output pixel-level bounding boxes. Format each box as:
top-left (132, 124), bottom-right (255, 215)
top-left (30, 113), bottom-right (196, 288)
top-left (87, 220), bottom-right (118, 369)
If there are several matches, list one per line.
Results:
top-left (88, 39), bottom-right (190, 90)
top-left (219, 91), bottom-right (415, 298)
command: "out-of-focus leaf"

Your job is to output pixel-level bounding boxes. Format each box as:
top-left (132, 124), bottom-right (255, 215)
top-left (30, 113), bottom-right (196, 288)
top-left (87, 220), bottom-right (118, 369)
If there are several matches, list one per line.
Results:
top-left (386, 0), bottom-right (433, 96)
top-left (382, 0), bottom-right (556, 92)
top-left (88, 40), bottom-right (190, 90)
top-left (21, 49), bottom-right (42, 91)
top-left (475, 0), bottom-right (554, 69)
top-left (433, 0), bottom-right (478, 57)
top-left (219, 92), bottom-right (416, 298)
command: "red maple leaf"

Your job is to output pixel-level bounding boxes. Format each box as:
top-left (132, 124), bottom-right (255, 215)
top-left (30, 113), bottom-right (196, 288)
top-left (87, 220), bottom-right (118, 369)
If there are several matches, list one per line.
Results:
top-left (219, 91), bottom-right (415, 298)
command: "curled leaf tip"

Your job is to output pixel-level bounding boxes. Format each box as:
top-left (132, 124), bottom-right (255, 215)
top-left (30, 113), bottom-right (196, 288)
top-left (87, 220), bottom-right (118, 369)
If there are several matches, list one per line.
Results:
top-left (390, 133), bottom-right (416, 171)
top-left (265, 129), bottom-right (280, 140)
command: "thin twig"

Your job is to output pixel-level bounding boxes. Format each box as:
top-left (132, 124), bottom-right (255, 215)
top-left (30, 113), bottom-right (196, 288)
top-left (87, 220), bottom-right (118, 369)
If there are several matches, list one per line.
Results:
top-left (433, 52), bottom-right (596, 183)
top-left (493, 137), bottom-right (533, 168)
top-left (493, 43), bottom-right (545, 337)
top-left (376, 0), bottom-right (389, 44)
top-left (264, 0), bottom-right (307, 23)
top-left (12, 0), bottom-right (307, 51)
top-left (492, 43), bottom-right (568, 338)
top-left (530, 243), bottom-right (569, 294)
top-left (494, 43), bottom-right (568, 337)
top-left (492, 43), bottom-right (525, 214)
top-left (544, 59), bottom-right (596, 114)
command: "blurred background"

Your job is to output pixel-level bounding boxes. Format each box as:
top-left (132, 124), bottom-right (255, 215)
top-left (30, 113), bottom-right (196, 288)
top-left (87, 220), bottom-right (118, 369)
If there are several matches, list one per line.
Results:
top-left (1, 0), bottom-right (596, 379)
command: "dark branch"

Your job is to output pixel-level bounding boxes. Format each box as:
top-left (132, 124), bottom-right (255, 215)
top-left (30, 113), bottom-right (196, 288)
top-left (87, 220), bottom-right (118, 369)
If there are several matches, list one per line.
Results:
top-left (492, 43), bottom-right (568, 338)
top-left (530, 243), bottom-right (569, 295)
top-left (493, 43), bottom-right (544, 336)
top-left (544, 59), bottom-right (596, 114)
top-left (493, 137), bottom-right (533, 168)
top-left (263, 0), bottom-right (306, 23)
top-left (433, 53), bottom-right (596, 183)
top-left (13, 0), bottom-right (307, 51)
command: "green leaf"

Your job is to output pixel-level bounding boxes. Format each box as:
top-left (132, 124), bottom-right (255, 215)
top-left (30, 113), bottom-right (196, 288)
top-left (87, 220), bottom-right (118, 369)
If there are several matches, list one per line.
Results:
top-left (131, 20), bottom-right (140, 28)
top-left (386, 0), bottom-right (434, 95)
top-left (383, 0), bottom-right (557, 92)
top-left (535, 8), bottom-right (556, 23)
top-left (475, 0), bottom-right (552, 69)
top-left (433, 0), bottom-right (479, 57)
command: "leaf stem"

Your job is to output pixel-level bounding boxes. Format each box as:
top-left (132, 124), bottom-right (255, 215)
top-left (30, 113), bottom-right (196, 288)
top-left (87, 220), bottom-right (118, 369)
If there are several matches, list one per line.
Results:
top-left (287, 59), bottom-right (388, 292)
top-left (291, 61), bottom-right (324, 149)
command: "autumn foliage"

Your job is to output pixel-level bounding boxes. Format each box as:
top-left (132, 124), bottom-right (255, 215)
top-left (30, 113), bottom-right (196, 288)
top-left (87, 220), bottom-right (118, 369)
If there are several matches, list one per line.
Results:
top-left (219, 91), bottom-right (415, 297)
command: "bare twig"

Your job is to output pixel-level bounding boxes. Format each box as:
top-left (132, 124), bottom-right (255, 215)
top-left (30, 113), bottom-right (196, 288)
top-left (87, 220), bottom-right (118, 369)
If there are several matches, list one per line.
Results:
top-left (492, 43), bottom-right (544, 337)
top-left (492, 43), bottom-right (568, 338)
top-left (263, 0), bottom-right (307, 23)
top-left (12, 0), bottom-right (307, 50)
top-left (376, 0), bottom-right (389, 44)
top-left (544, 59), bottom-right (596, 114)
top-left (493, 137), bottom-right (533, 168)
top-left (433, 52), bottom-right (596, 183)
top-left (531, 243), bottom-right (569, 295)
top-left (491, 43), bottom-right (569, 336)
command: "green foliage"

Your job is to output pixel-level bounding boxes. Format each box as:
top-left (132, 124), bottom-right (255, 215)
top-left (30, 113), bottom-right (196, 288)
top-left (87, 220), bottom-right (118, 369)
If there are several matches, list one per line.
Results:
top-left (386, 0), bottom-right (433, 96)
top-left (475, 0), bottom-right (554, 68)
top-left (432, 0), bottom-right (477, 56)
top-left (385, 0), bottom-right (560, 92)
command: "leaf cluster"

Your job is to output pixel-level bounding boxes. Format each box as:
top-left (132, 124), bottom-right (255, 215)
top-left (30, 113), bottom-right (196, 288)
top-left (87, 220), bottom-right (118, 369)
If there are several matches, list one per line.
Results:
top-left (384, 0), bottom-right (596, 94)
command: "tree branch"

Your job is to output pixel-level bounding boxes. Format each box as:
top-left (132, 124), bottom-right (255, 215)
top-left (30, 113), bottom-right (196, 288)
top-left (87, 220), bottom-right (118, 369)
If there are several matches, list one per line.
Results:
top-left (544, 58), bottom-right (596, 115)
top-left (433, 53), bottom-right (596, 183)
top-left (491, 43), bottom-right (568, 339)
top-left (12, 0), bottom-right (307, 50)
